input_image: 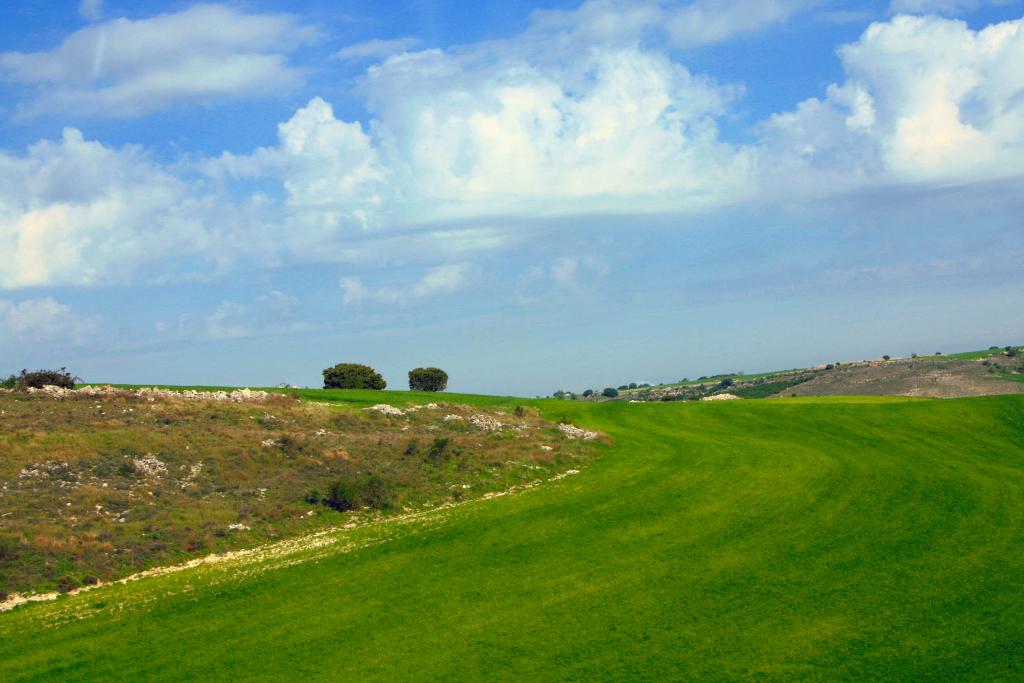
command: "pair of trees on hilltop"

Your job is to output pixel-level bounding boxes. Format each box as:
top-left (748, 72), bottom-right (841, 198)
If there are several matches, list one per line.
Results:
top-left (322, 363), bottom-right (448, 392)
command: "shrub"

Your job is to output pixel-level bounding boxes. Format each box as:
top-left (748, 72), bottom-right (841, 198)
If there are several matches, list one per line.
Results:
top-left (0, 375), bottom-right (16, 390)
top-left (617, 385), bottom-right (628, 390)
top-left (324, 480), bottom-right (358, 512)
top-left (882, 355), bottom-right (891, 361)
top-left (718, 378), bottom-right (734, 388)
top-left (602, 387), bottom-right (619, 398)
top-left (408, 367), bottom-right (448, 392)
top-left (403, 439), bottom-right (419, 456)
top-left (81, 575), bottom-right (100, 586)
top-left (360, 475), bottom-right (397, 510)
top-left (11, 367), bottom-right (80, 390)
top-left (1007, 346), bottom-right (1019, 358)
top-left (303, 489), bottom-right (321, 505)
top-left (322, 476), bottom-right (397, 511)
top-left (628, 382), bottom-right (637, 389)
top-left (56, 575), bottom-right (79, 594)
top-left (582, 389), bottom-right (593, 398)
top-left (514, 405), bottom-right (526, 417)
top-left (322, 363), bottom-right (386, 390)
top-left (825, 364), bottom-right (834, 370)
top-left (426, 437), bottom-right (451, 463)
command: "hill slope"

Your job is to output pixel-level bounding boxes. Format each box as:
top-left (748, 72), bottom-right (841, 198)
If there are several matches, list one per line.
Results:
top-left (2, 394), bottom-right (1023, 680)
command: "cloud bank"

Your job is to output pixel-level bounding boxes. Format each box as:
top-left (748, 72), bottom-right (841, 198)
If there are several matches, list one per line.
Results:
top-left (1, 6), bottom-right (1023, 290)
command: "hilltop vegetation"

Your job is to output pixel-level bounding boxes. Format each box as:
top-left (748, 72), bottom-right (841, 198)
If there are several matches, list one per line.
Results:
top-left (0, 393), bottom-right (1022, 679)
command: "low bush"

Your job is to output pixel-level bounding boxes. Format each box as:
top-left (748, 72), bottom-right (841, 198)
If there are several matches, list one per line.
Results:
top-left (9, 368), bottom-right (80, 390)
top-left (322, 475), bottom-right (397, 512)
top-left (324, 480), bottom-right (358, 512)
top-left (602, 387), bottom-right (619, 398)
top-left (56, 575), bottom-right (79, 593)
top-left (426, 437), bottom-right (451, 463)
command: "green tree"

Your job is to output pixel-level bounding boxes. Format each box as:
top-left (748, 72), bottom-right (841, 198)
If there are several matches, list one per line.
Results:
top-left (602, 387), bottom-right (619, 398)
top-left (322, 363), bottom-right (386, 390)
top-left (408, 367), bottom-right (448, 392)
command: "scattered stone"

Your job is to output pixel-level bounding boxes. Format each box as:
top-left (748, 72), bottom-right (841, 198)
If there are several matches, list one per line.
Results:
top-left (701, 393), bottom-right (741, 401)
top-left (558, 423), bottom-right (598, 440)
top-left (364, 404), bottom-right (405, 417)
top-left (469, 414), bottom-right (502, 431)
top-left (133, 455), bottom-right (167, 478)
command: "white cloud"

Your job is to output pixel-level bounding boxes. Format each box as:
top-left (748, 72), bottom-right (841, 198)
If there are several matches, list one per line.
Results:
top-left (335, 37), bottom-right (420, 61)
top-left (525, 0), bottom-right (820, 50)
top-left (4, 8), bottom-right (1024, 293)
top-left (412, 264), bottom-right (473, 297)
top-left (207, 97), bottom-right (385, 232)
top-left (0, 297), bottom-right (99, 347)
top-left (0, 127), bottom-right (207, 288)
top-left (79, 0), bottom-right (103, 22)
top-left (362, 46), bottom-right (752, 220)
top-left (551, 256), bottom-right (609, 289)
top-left (0, 4), bottom-right (318, 117)
top-left (666, 0), bottom-right (821, 47)
top-left (761, 14), bottom-right (1024, 188)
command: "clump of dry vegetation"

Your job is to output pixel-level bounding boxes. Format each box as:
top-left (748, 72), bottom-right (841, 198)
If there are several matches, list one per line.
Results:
top-left (0, 390), bottom-right (595, 595)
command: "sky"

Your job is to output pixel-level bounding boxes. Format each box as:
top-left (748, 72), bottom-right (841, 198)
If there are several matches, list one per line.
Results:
top-left (1, 0), bottom-right (1023, 396)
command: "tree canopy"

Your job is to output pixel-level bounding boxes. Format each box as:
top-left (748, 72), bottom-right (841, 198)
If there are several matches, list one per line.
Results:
top-left (323, 363), bottom-right (386, 390)
top-left (408, 367), bottom-right (448, 392)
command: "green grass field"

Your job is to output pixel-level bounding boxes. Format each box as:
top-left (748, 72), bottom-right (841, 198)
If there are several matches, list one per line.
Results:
top-left (2, 392), bottom-right (1023, 680)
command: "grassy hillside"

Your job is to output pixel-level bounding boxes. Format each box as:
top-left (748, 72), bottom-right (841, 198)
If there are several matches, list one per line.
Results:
top-left (2, 393), bottom-right (1023, 680)
top-left (0, 389), bottom-right (591, 595)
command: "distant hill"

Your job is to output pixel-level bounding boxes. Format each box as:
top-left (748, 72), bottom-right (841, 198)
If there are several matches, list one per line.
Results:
top-left (605, 346), bottom-right (1024, 401)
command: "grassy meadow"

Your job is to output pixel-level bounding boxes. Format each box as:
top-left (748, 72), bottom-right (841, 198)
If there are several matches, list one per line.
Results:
top-left (1, 392), bottom-right (1023, 680)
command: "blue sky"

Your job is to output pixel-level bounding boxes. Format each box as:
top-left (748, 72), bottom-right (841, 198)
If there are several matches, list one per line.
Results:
top-left (1, 0), bottom-right (1023, 395)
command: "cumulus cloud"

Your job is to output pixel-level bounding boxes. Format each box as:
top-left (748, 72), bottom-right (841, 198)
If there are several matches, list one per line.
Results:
top-left (0, 4), bottom-right (318, 117)
top-left (760, 14), bottom-right (1024, 189)
top-left (335, 37), bottom-right (420, 61)
top-left (0, 297), bottom-right (99, 348)
top-left (207, 97), bottom-right (385, 231)
top-left (362, 47), bottom-right (751, 219)
top-left (4, 8), bottom-right (1024, 292)
top-left (0, 127), bottom-right (207, 288)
